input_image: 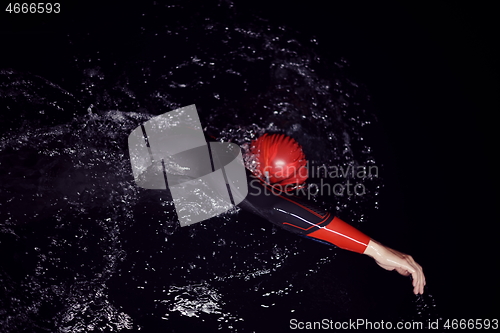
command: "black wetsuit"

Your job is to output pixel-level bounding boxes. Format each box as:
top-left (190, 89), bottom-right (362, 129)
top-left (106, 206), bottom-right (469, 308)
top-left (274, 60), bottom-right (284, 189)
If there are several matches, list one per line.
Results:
top-left (239, 170), bottom-right (331, 233)
top-left (237, 170), bottom-right (370, 254)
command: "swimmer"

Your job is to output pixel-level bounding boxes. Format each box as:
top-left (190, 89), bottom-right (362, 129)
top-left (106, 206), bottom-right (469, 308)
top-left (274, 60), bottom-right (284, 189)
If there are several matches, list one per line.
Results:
top-left (238, 133), bottom-right (426, 295)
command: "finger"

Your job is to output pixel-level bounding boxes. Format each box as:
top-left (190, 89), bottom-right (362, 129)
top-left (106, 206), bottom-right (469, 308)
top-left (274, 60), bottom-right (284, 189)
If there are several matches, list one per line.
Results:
top-left (410, 273), bottom-right (418, 293)
top-left (414, 271), bottom-right (423, 294)
top-left (415, 263), bottom-right (425, 294)
top-left (410, 273), bottom-right (423, 294)
top-left (413, 265), bottom-right (425, 294)
top-left (412, 276), bottom-right (421, 294)
top-left (407, 267), bottom-right (421, 294)
top-left (414, 275), bottom-right (421, 294)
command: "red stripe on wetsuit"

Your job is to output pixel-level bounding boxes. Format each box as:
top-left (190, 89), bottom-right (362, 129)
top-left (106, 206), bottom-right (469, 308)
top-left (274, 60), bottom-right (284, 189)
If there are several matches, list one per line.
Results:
top-left (305, 216), bottom-right (370, 253)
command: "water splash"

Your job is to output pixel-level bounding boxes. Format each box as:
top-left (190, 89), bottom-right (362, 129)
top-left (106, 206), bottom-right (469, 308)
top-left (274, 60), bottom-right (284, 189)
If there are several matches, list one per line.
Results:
top-left (0, 1), bottom-right (428, 332)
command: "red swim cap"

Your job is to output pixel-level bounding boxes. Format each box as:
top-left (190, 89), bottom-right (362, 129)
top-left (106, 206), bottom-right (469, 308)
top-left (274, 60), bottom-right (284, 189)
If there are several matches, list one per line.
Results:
top-left (249, 133), bottom-right (308, 188)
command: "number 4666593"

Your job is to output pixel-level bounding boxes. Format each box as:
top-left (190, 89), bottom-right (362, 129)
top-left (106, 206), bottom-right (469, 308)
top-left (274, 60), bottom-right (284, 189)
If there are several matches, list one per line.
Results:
top-left (6, 3), bottom-right (61, 14)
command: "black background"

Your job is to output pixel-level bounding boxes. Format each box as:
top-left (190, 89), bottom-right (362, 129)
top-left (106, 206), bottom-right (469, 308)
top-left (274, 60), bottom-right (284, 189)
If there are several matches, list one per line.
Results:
top-left (1, 0), bottom-right (498, 324)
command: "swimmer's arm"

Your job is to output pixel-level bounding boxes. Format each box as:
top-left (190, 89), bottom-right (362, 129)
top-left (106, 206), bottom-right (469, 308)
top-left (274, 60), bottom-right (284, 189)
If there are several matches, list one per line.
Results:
top-left (305, 216), bottom-right (425, 294)
top-left (238, 178), bottom-right (426, 293)
top-left (363, 239), bottom-right (426, 295)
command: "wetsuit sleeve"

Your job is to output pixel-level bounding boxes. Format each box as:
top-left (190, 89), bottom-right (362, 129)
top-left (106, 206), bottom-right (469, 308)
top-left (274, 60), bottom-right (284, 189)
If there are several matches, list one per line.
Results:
top-left (237, 171), bottom-right (370, 253)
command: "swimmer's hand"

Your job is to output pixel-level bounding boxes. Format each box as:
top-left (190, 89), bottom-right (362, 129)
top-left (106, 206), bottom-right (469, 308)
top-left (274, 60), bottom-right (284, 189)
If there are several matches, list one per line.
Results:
top-left (363, 239), bottom-right (426, 295)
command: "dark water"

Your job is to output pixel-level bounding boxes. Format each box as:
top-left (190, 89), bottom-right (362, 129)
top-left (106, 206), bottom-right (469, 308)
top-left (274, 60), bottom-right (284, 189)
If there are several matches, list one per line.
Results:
top-left (2, 1), bottom-right (497, 332)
